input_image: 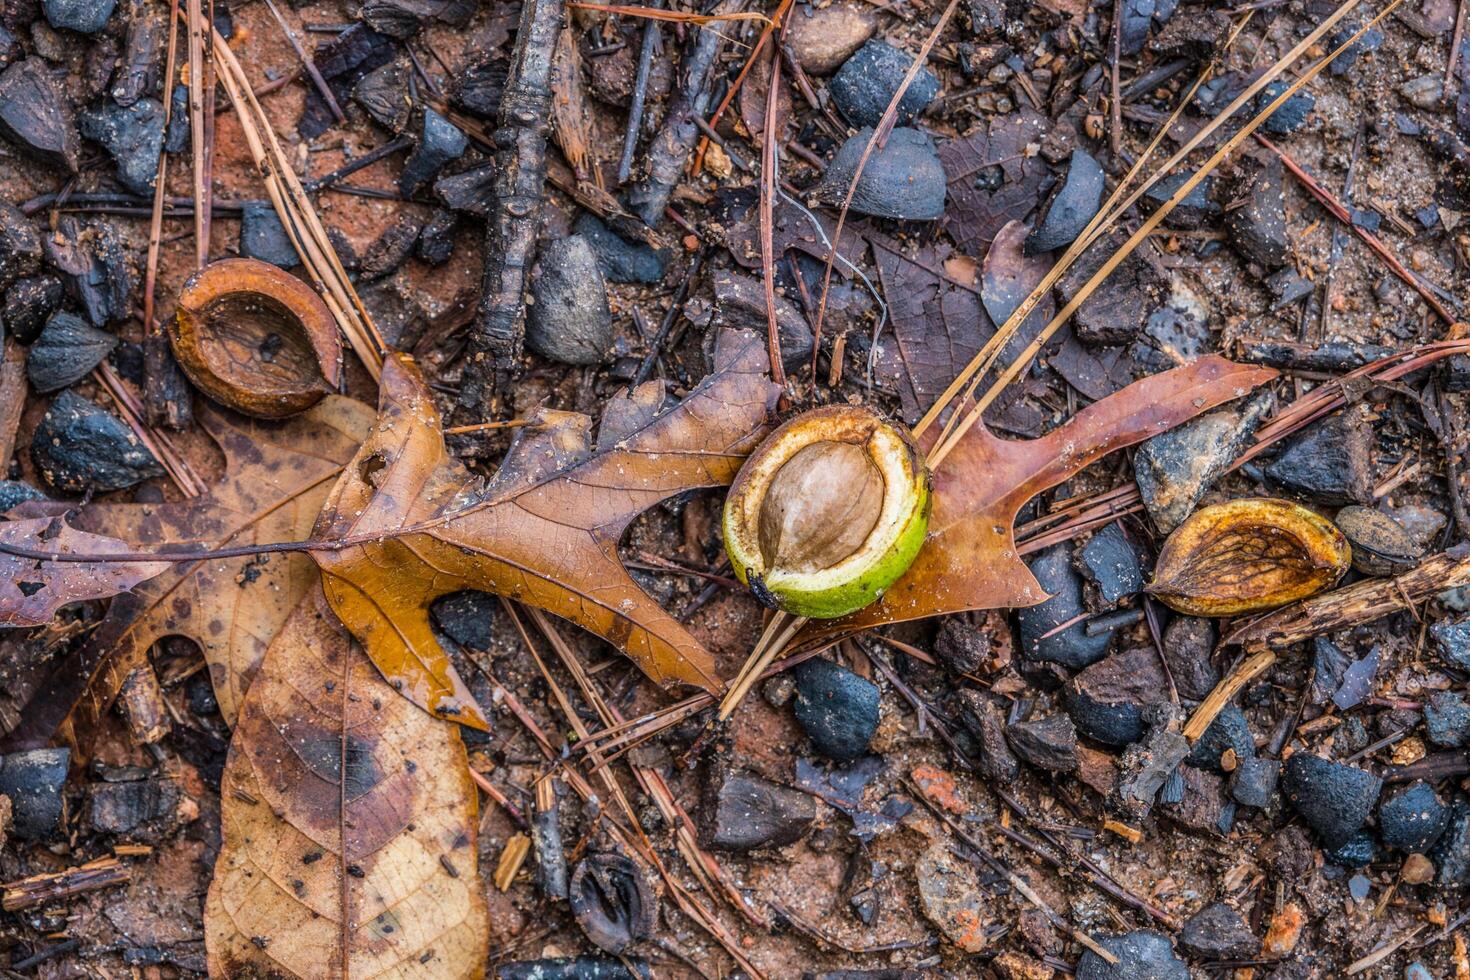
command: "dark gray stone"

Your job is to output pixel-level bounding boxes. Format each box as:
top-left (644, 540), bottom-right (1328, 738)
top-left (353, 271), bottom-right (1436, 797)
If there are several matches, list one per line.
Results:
top-left (1178, 902), bottom-right (1259, 960)
top-left (1017, 543), bottom-right (1112, 669)
top-left (1025, 148), bottom-right (1104, 254)
top-left (400, 107), bottom-right (467, 196)
top-left (1432, 618), bottom-right (1470, 671)
top-left (1281, 754), bottom-right (1382, 849)
top-left (700, 766), bottom-right (815, 851)
top-left (1426, 691), bottom-right (1470, 749)
top-left (79, 97), bottom-right (165, 196)
top-left (1067, 648), bottom-right (1170, 747)
top-left (1229, 757), bottom-right (1280, 808)
top-left (1079, 522), bottom-right (1145, 604)
top-left (794, 658), bottom-right (880, 762)
top-left (1432, 800), bottom-right (1470, 887)
top-left (829, 39), bottom-right (940, 128)
top-left (45, 0), bottom-right (116, 32)
top-left (0, 58), bottom-right (80, 171)
top-left (1226, 157), bottom-right (1287, 269)
top-left (1326, 830), bottom-right (1380, 869)
top-left (1188, 705), bottom-right (1254, 772)
top-left (1257, 81), bottom-right (1314, 134)
top-left (816, 127), bottom-right (946, 221)
top-left (1076, 930), bottom-right (1187, 980)
top-left (1264, 406), bottom-right (1375, 506)
top-left (527, 235), bottom-right (613, 366)
top-left (239, 200), bottom-right (300, 269)
top-left (1006, 713), bottom-right (1078, 772)
top-left (415, 208), bottom-right (460, 267)
top-left (575, 214), bottom-right (667, 284)
top-left (27, 310), bottom-right (116, 393)
top-left (1161, 616), bottom-right (1218, 702)
top-left (1379, 781), bottom-right (1449, 854)
top-left (1142, 171), bottom-right (1219, 229)
top-left (31, 389), bottom-right (163, 494)
top-left (0, 747), bottom-right (69, 840)
top-left (3, 274), bottom-right (63, 343)
top-left (1134, 392), bottom-right (1272, 533)
top-left (430, 590), bottom-right (497, 652)
top-left (0, 480), bottom-right (44, 513)
top-left (0, 202), bottom-right (40, 293)
top-left (955, 689), bottom-right (1019, 782)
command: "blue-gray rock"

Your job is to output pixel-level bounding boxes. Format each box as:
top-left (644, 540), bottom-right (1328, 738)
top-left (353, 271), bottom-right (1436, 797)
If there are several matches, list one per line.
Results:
top-left (1326, 830), bottom-right (1380, 869)
top-left (1433, 800), bottom-right (1470, 887)
top-left (1066, 647), bottom-right (1169, 747)
top-left (1017, 543), bottom-right (1112, 668)
top-left (526, 235), bottom-right (612, 366)
top-left (794, 657), bottom-right (880, 761)
top-left (45, 0), bottom-right (116, 32)
top-left (1178, 902), bottom-right (1259, 960)
top-left (1142, 171), bottom-right (1219, 229)
top-left (575, 214), bottom-right (667, 284)
top-left (415, 208), bottom-right (460, 267)
top-left (0, 479), bottom-right (44, 514)
top-left (26, 310), bottom-right (116, 393)
top-left (699, 764), bottom-right (815, 851)
top-left (816, 127), bottom-right (946, 221)
top-left (80, 98), bottom-right (165, 196)
top-left (829, 39), bottom-right (940, 128)
top-left (0, 747), bottom-right (69, 840)
top-left (1079, 522), bottom-right (1144, 604)
top-left (239, 200), bottom-right (299, 269)
top-left (1006, 712), bottom-right (1078, 772)
top-left (400, 107), bottom-right (467, 197)
top-left (1379, 781), bottom-right (1449, 854)
top-left (1257, 81), bottom-right (1314, 134)
top-left (430, 590), bottom-right (497, 652)
top-left (3, 274), bottom-right (63, 344)
top-left (1328, 23), bottom-right (1384, 75)
top-left (0, 58), bottom-right (81, 171)
top-left (1226, 157), bottom-right (1287, 269)
top-left (0, 201), bottom-right (39, 294)
top-left (1025, 148), bottom-right (1104, 254)
top-left (165, 83), bottom-right (189, 153)
top-left (1229, 757), bottom-right (1280, 808)
top-left (1161, 616), bottom-right (1218, 702)
top-left (1432, 618), bottom-right (1470, 670)
top-left (1188, 705), bottom-right (1254, 772)
top-left (498, 957), bottom-right (651, 980)
top-left (1076, 930), bottom-right (1187, 980)
top-left (1264, 406), bottom-right (1375, 506)
top-left (1282, 754), bottom-right (1382, 849)
top-left (31, 390), bottom-right (163, 494)
top-left (1425, 691), bottom-right (1470, 749)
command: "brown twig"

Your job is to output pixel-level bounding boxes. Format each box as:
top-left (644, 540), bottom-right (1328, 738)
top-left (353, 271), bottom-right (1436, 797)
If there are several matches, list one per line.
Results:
top-left (263, 0), bottom-right (344, 125)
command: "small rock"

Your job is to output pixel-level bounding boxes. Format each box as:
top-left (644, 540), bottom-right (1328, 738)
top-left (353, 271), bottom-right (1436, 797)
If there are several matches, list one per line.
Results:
top-left (1336, 505), bottom-right (1421, 576)
top-left (0, 480), bottom-right (44, 513)
top-left (1257, 81), bottom-right (1314, 133)
top-left (1265, 405), bottom-right (1374, 506)
top-left (1114, 711), bottom-right (1191, 815)
top-left (1024, 148), bottom-right (1105, 254)
top-left (1016, 543), bottom-right (1112, 669)
top-left (3, 274), bottom-right (64, 343)
top-left (0, 58), bottom-right (80, 171)
top-left (0, 747), bottom-right (69, 840)
top-left (165, 82), bottom-right (189, 153)
top-left (1265, 267), bottom-right (1314, 308)
top-left (1056, 229), bottom-right (1169, 346)
top-left (1348, 873), bottom-right (1372, 900)
top-left (1425, 691), bottom-right (1470, 748)
top-left (1328, 23), bottom-right (1383, 75)
top-left (0, 202), bottom-right (40, 293)
top-left (1142, 172), bottom-right (1220, 230)
top-left (27, 310), bottom-right (116, 393)
top-left (794, 657), bottom-right (880, 762)
top-left (1402, 74), bottom-right (1445, 110)
top-left (1379, 781), bottom-right (1449, 854)
top-left (415, 208), bottom-right (460, 267)
top-left (1178, 902), bottom-right (1260, 960)
top-left (360, 212), bottom-right (425, 281)
top-left (1161, 616), bottom-right (1219, 701)
top-left (955, 689), bottom-right (1019, 782)
top-left (786, 2), bottom-right (876, 74)
top-left (400, 107), bottom-right (467, 197)
top-left (574, 214), bottom-right (667, 284)
top-left (353, 57), bottom-right (412, 133)
top-left (1188, 705), bottom-right (1254, 773)
top-left (1067, 647), bottom-right (1170, 747)
top-left (705, 268), bottom-right (813, 373)
top-left (435, 162), bottom-right (496, 215)
top-left (31, 389), bottom-right (164, 494)
top-left (238, 200), bottom-right (300, 269)
top-left (430, 590), bottom-right (496, 652)
top-left (447, 51), bottom-right (506, 119)
top-left (1226, 157), bottom-right (1288, 269)
top-left (1432, 618), bottom-right (1470, 670)
top-left (527, 235), bottom-right (613, 366)
top-left (699, 765), bottom-right (815, 851)
top-left (932, 617), bottom-right (991, 674)
top-left (1230, 757), bottom-right (1280, 808)
top-left (1006, 713), bottom-right (1078, 772)
top-left (1162, 765), bottom-right (1230, 834)
top-left (829, 39), bottom-right (940, 128)
top-left (498, 957), bottom-right (651, 980)
top-left (1281, 753), bottom-right (1382, 849)
top-left (45, 0), bottom-right (114, 32)
top-left (79, 97), bottom-right (165, 196)
top-left (1326, 830), bottom-right (1380, 869)
top-left (762, 673), bottom-right (796, 708)
top-left (815, 127), bottom-right (946, 221)
top-left (1432, 800), bottom-right (1470, 887)
top-left (915, 842), bottom-right (992, 952)
top-left (1331, 646), bottom-right (1380, 711)
top-left (1079, 522), bottom-right (1145, 604)
top-left (47, 217), bottom-right (131, 327)
top-left (1403, 853), bottom-right (1436, 885)
top-left (1076, 930), bottom-right (1187, 980)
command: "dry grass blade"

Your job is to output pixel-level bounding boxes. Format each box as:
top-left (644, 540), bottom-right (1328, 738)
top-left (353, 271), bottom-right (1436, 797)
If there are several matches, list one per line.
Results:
top-left (186, 0), bottom-right (209, 268)
top-left (760, 11), bottom-right (791, 388)
top-left (94, 361), bottom-right (204, 497)
top-left (142, 0), bottom-right (182, 339)
top-left (201, 18), bottom-right (386, 379)
top-left (924, 1), bottom-right (1403, 471)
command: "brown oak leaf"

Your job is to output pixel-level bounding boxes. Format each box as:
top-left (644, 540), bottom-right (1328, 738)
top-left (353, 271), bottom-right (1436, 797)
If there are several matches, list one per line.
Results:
top-left (311, 330), bottom-right (780, 728)
top-left (205, 585), bottom-right (489, 979)
top-left (0, 518), bottom-right (170, 626)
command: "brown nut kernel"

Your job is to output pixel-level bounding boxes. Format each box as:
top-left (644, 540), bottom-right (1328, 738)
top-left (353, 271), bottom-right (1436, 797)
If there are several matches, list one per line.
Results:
top-left (170, 258), bottom-right (341, 418)
top-left (1146, 497), bottom-right (1350, 616)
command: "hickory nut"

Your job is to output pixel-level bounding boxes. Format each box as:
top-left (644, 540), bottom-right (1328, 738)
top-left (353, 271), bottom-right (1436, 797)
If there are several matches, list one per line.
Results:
top-left (723, 405), bottom-right (930, 619)
top-left (1147, 497), bottom-right (1350, 616)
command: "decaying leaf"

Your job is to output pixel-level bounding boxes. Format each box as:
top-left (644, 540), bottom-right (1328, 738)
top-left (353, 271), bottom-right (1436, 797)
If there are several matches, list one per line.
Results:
top-left (205, 586), bottom-right (489, 979)
top-left (0, 518), bottom-right (169, 626)
top-left (938, 109), bottom-right (1051, 253)
top-left (802, 355), bottom-right (1279, 643)
top-left (1147, 497), bottom-right (1351, 616)
top-left (312, 331), bottom-right (780, 726)
top-left (1, 397), bottom-right (374, 749)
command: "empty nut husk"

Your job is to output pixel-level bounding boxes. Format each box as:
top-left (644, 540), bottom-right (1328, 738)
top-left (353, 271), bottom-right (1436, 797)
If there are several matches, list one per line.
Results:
top-left (170, 257), bottom-right (341, 418)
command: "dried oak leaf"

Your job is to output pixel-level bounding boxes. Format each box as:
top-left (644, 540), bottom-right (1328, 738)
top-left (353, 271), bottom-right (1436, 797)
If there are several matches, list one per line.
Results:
top-left (205, 585), bottom-right (489, 979)
top-left (803, 355), bottom-right (1278, 643)
top-left (311, 331), bottom-right (780, 727)
top-left (1148, 497), bottom-right (1351, 616)
top-left (938, 108), bottom-right (1051, 254)
top-left (0, 518), bottom-right (169, 626)
top-left (1, 397), bottom-right (374, 750)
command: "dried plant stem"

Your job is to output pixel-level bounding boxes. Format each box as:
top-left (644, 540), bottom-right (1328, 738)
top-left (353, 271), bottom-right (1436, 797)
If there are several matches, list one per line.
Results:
top-left (1182, 649), bottom-right (1276, 741)
top-left (759, 13), bottom-right (790, 389)
top-left (568, 1), bottom-right (768, 23)
top-left (142, 0), bottom-right (181, 338)
top-left (717, 610), bottom-right (806, 721)
top-left (94, 362), bottom-right (204, 497)
top-left (202, 16), bottom-right (385, 378)
top-left (263, 0), bottom-right (344, 124)
top-left (186, 0), bottom-right (209, 267)
top-left (925, 3), bottom-right (1402, 472)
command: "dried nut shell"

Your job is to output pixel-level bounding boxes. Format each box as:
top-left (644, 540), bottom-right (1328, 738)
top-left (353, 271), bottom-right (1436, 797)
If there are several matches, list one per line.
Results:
top-left (1334, 505), bottom-right (1420, 576)
top-left (1147, 497), bottom-right (1350, 616)
top-left (170, 258), bottom-right (341, 418)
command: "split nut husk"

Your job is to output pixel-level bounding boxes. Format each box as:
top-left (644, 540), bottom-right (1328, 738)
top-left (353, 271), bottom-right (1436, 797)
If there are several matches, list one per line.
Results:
top-left (170, 258), bottom-right (342, 418)
top-left (723, 405), bottom-right (930, 619)
top-left (1147, 497), bottom-right (1350, 616)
